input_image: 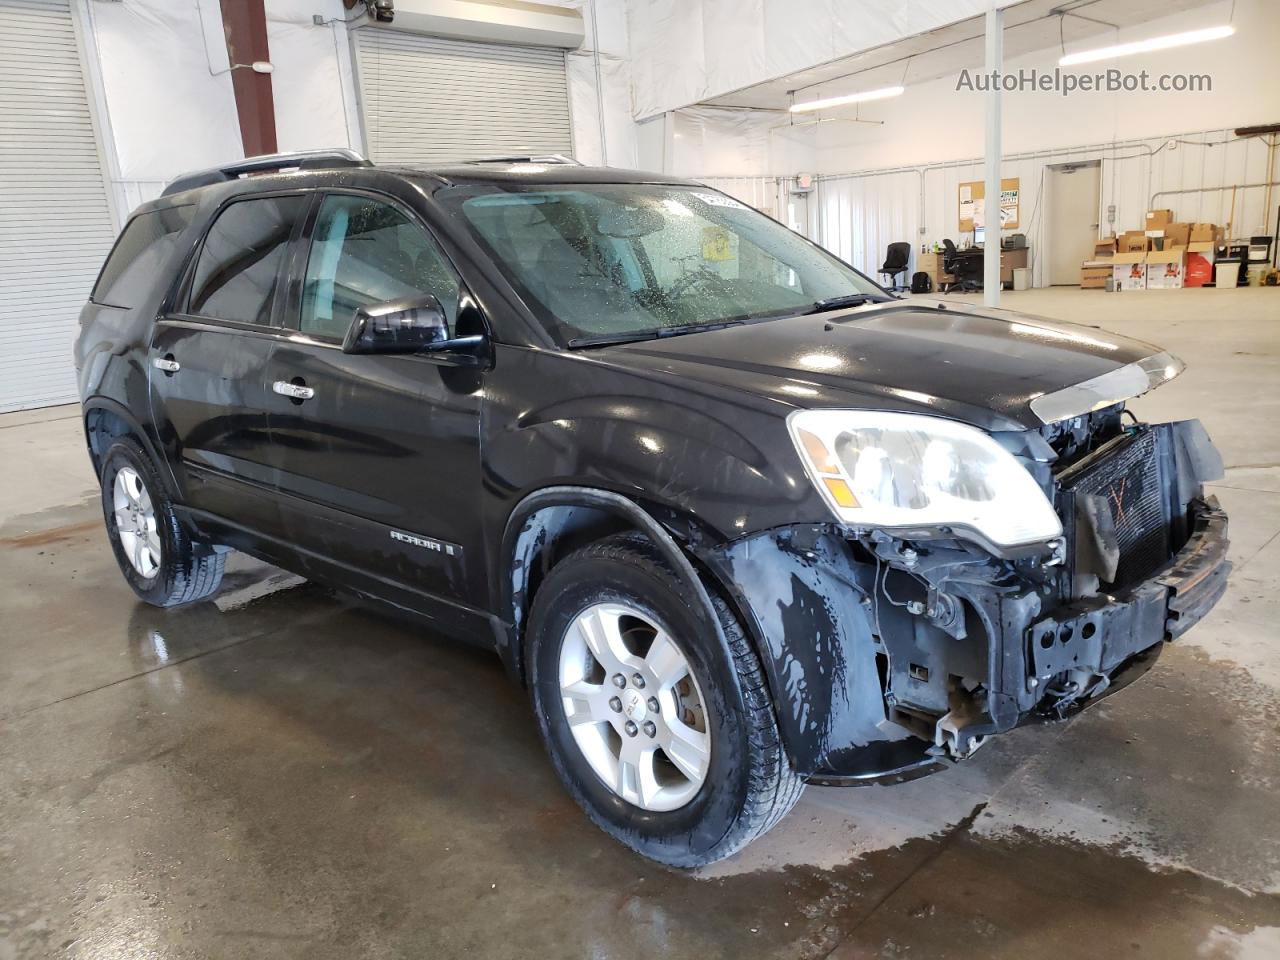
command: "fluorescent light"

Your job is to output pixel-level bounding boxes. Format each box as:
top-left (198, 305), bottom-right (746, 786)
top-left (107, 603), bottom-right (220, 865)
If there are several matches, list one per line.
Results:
top-left (1059, 25), bottom-right (1234, 66)
top-left (789, 85), bottom-right (905, 113)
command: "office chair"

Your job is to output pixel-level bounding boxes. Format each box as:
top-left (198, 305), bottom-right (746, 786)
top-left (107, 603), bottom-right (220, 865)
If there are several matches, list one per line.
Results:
top-left (942, 238), bottom-right (981, 292)
top-left (941, 239), bottom-right (959, 293)
top-left (879, 242), bottom-right (911, 292)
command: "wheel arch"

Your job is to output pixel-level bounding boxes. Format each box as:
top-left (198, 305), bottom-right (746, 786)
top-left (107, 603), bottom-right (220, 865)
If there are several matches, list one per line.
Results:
top-left (82, 398), bottom-right (175, 495)
top-left (497, 486), bottom-right (741, 689)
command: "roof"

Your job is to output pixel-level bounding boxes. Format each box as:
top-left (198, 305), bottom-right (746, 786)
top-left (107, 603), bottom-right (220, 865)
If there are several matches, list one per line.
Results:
top-left (158, 149), bottom-right (700, 202)
top-left (386, 162), bottom-right (700, 189)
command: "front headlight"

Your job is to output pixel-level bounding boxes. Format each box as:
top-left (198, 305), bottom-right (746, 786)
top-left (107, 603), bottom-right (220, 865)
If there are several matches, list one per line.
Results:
top-left (787, 410), bottom-right (1062, 549)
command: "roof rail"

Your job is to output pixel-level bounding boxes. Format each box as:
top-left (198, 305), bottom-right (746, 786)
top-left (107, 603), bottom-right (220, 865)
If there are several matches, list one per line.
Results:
top-left (463, 154), bottom-right (581, 166)
top-left (161, 149), bottom-right (372, 197)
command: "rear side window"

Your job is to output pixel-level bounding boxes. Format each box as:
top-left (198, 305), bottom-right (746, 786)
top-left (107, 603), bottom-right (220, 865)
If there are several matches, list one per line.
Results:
top-left (188, 195), bottom-right (306, 325)
top-left (92, 205), bottom-right (194, 308)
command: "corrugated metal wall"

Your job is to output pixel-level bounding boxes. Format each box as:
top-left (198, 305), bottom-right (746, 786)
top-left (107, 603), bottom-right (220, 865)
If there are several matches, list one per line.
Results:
top-left (816, 171), bottom-right (923, 276)
top-left (697, 176), bottom-right (786, 221)
top-left (0, 0), bottom-right (116, 412)
top-left (813, 127), bottom-right (1280, 287)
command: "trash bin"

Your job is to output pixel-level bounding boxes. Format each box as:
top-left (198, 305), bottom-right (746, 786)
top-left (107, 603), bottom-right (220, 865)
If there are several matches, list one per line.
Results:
top-left (1215, 261), bottom-right (1239, 289)
top-left (1012, 267), bottom-right (1030, 291)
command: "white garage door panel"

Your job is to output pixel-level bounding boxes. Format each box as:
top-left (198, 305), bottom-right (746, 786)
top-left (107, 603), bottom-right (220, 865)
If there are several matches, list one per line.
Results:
top-left (0, 0), bottom-right (116, 412)
top-left (353, 30), bottom-right (572, 165)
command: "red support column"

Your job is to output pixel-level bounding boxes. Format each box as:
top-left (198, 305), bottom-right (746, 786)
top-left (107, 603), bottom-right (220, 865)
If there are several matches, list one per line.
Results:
top-left (219, 0), bottom-right (278, 157)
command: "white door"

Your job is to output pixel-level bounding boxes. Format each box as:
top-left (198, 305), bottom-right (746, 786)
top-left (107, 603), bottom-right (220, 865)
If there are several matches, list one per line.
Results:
top-left (0, 0), bottom-right (117, 411)
top-left (1047, 161), bottom-right (1102, 286)
top-left (351, 28), bottom-right (573, 165)
top-left (787, 193), bottom-right (810, 237)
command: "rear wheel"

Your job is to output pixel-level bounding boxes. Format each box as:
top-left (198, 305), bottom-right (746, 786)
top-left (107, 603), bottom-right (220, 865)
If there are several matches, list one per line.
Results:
top-left (100, 438), bottom-right (225, 607)
top-left (528, 533), bottom-right (802, 867)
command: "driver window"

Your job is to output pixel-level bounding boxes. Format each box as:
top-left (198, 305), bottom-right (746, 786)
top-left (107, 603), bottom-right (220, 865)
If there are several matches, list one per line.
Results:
top-left (299, 195), bottom-right (460, 341)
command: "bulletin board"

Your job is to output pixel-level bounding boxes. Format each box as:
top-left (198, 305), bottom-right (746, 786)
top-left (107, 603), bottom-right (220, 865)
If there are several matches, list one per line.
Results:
top-left (959, 177), bottom-right (1020, 231)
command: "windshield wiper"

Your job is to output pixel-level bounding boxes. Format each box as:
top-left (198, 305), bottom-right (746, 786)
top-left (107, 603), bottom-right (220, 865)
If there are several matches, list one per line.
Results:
top-left (567, 319), bottom-right (745, 350)
top-left (566, 330), bottom-right (662, 349)
top-left (655, 319), bottom-right (745, 337)
top-left (804, 293), bottom-right (889, 314)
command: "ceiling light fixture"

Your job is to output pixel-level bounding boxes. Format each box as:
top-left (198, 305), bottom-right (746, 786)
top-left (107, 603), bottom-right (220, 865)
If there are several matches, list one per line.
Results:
top-left (789, 85), bottom-right (905, 113)
top-left (1058, 24), bottom-right (1234, 66)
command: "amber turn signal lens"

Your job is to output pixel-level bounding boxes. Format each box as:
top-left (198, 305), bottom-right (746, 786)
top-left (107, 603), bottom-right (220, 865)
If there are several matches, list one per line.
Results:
top-left (798, 428), bottom-right (841, 475)
top-left (821, 476), bottom-right (859, 508)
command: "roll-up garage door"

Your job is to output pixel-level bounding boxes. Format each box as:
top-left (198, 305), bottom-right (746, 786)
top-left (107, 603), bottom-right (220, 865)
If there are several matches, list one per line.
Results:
top-left (0, 0), bottom-right (116, 411)
top-left (352, 29), bottom-right (573, 165)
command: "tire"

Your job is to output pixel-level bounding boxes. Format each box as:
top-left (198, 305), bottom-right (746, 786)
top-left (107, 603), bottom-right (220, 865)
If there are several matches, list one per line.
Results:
top-left (99, 437), bottom-right (225, 607)
top-left (528, 533), bottom-right (803, 867)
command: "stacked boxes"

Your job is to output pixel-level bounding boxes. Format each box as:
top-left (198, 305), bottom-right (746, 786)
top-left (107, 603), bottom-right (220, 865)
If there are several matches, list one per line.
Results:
top-left (1120, 231), bottom-right (1148, 252)
top-left (1085, 211), bottom-right (1227, 290)
top-left (1081, 263), bottom-right (1112, 288)
top-left (1146, 247), bottom-right (1186, 289)
top-left (1112, 251), bottom-right (1147, 290)
top-left (1081, 238), bottom-right (1116, 289)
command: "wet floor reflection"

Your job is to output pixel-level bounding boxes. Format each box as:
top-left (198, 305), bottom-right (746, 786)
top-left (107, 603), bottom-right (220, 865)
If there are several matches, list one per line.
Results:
top-left (3, 536), bottom-right (1279, 959)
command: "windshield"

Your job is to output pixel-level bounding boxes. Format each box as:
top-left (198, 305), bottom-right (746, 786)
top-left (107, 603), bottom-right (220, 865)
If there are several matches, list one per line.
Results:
top-left (438, 183), bottom-right (887, 344)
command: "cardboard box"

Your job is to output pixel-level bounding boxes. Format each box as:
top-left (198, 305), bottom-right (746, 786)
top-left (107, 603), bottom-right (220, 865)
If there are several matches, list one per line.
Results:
top-left (1145, 209), bottom-right (1174, 230)
top-left (1163, 223), bottom-right (1191, 247)
top-left (1146, 224), bottom-right (1191, 251)
top-left (1081, 261), bottom-right (1112, 288)
top-left (1146, 246), bottom-right (1186, 289)
top-left (1185, 241), bottom-right (1216, 287)
top-left (1113, 251), bottom-right (1147, 290)
top-left (1120, 231), bottom-right (1148, 253)
top-left (1094, 238), bottom-right (1117, 258)
top-left (1190, 223), bottom-right (1217, 243)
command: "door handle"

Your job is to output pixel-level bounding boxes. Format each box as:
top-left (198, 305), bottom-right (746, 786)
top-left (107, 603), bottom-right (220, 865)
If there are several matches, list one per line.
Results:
top-left (152, 356), bottom-right (180, 374)
top-left (273, 379), bottom-right (315, 402)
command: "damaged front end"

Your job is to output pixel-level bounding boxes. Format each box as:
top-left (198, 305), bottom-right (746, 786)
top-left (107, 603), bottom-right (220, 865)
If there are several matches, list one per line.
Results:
top-left (694, 413), bottom-right (1230, 785)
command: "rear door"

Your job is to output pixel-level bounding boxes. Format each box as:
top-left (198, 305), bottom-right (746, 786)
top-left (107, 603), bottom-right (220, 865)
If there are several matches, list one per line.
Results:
top-left (265, 191), bottom-right (487, 615)
top-left (149, 193), bottom-right (307, 540)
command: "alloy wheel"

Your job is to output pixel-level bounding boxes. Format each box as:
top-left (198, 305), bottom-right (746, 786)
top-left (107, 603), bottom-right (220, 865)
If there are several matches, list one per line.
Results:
top-left (558, 602), bottom-right (712, 811)
top-left (113, 466), bottom-right (161, 579)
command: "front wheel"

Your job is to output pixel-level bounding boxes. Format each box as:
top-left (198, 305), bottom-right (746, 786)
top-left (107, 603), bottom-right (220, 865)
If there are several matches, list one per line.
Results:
top-left (528, 534), bottom-right (802, 867)
top-left (99, 438), bottom-right (225, 607)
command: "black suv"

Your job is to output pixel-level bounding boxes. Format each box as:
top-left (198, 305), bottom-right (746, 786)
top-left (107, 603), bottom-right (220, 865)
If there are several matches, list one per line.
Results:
top-left (76, 150), bottom-right (1230, 866)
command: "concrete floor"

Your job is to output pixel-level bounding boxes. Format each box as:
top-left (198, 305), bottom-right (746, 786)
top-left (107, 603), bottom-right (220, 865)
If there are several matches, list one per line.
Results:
top-left (2, 287), bottom-right (1278, 959)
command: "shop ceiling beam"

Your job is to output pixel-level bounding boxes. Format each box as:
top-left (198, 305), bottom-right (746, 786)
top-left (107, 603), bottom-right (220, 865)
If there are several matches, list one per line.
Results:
top-left (219, 0), bottom-right (278, 157)
top-left (984, 1), bottom-right (1003, 307)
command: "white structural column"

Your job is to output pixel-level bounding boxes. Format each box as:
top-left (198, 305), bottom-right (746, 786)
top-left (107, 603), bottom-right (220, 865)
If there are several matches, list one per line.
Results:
top-left (983, 1), bottom-right (1003, 306)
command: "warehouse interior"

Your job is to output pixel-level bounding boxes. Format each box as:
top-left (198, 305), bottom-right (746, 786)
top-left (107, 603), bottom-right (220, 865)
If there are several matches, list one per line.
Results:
top-left (1, 0), bottom-right (1278, 957)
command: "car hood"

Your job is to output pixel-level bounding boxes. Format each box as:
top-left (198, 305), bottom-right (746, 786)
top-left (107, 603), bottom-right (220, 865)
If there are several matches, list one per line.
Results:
top-left (597, 299), bottom-right (1176, 432)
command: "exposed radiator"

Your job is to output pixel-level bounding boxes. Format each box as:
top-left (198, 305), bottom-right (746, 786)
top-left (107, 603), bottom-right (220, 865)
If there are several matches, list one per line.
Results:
top-left (1058, 429), bottom-right (1172, 589)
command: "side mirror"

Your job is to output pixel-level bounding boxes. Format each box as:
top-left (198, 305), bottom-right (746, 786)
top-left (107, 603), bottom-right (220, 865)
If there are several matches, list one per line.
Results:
top-left (342, 295), bottom-right (483, 356)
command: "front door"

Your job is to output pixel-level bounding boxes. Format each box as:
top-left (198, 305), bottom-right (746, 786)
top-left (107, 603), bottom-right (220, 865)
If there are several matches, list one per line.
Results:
top-left (149, 193), bottom-right (308, 539)
top-left (1048, 161), bottom-right (1102, 286)
top-left (265, 192), bottom-right (487, 616)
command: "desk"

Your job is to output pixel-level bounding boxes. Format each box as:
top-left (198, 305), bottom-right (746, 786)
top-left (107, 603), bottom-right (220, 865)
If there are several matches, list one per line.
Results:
top-left (917, 251), bottom-right (954, 290)
top-left (938, 246), bottom-right (1029, 289)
